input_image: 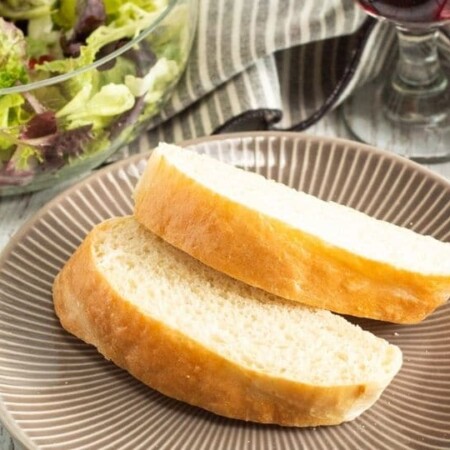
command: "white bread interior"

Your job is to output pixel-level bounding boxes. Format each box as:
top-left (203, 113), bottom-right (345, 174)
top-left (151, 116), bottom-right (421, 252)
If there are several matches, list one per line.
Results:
top-left (53, 217), bottom-right (403, 427)
top-left (134, 144), bottom-right (450, 323)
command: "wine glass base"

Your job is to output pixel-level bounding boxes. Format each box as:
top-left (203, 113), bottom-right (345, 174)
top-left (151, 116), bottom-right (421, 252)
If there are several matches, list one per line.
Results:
top-left (342, 79), bottom-right (450, 163)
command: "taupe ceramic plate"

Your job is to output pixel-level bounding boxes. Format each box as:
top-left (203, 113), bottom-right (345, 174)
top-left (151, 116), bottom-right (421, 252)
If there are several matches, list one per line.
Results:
top-left (1, 132), bottom-right (449, 450)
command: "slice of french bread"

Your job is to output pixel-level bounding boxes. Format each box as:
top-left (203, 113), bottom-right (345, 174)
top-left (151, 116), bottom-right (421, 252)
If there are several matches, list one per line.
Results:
top-left (134, 143), bottom-right (450, 324)
top-left (53, 216), bottom-right (402, 427)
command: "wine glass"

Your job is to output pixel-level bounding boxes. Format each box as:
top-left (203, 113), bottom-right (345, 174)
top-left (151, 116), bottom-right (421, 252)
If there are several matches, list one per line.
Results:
top-left (343, 0), bottom-right (450, 162)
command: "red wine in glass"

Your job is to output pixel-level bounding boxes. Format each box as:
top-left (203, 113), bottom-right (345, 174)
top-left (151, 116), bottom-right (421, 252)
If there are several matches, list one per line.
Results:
top-left (358, 0), bottom-right (450, 24)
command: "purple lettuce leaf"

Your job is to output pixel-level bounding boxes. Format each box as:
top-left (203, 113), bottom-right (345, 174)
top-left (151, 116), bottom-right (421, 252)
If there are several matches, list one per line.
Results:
top-left (0, 123), bottom-right (94, 186)
top-left (21, 111), bottom-right (57, 140)
top-left (39, 124), bottom-right (94, 169)
top-left (61, 0), bottom-right (106, 57)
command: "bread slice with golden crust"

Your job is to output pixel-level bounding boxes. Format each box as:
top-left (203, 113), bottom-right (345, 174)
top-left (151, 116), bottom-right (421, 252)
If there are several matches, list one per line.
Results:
top-left (53, 217), bottom-right (402, 427)
top-left (134, 144), bottom-right (450, 324)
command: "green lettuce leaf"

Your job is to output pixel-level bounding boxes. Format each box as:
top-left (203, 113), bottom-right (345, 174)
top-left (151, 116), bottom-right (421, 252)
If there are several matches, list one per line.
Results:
top-left (0, 0), bottom-right (56, 20)
top-left (0, 94), bottom-right (25, 128)
top-left (26, 13), bottom-right (61, 59)
top-left (104, 0), bottom-right (167, 17)
top-left (125, 57), bottom-right (179, 99)
top-left (37, 2), bottom-right (165, 75)
top-left (61, 83), bottom-right (135, 130)
top-left (13, 144), bottom-right (43, 170)
top-left (103, 0), bottom-right (123, 16)
top-left (55, 84), bottom-right (93, 118)
top-left (52, 0), bottom-right (77, 30)
top-left (0, 18), bottom-right (29, 89)
top-left (0, 94), bottom-right (28, 153)
top-left (36, 44), bottom-right (96, 74)
top-left (0, 129), bottom-right (17, 152)
top-left (55, 52), bottom-right (136, 114)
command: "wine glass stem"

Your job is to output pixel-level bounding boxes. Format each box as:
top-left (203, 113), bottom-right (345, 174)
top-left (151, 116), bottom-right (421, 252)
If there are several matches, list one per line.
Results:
top-left (393, 26), bottom-right (446, 89)
top-left (383, 26), bottom-right (448, 124)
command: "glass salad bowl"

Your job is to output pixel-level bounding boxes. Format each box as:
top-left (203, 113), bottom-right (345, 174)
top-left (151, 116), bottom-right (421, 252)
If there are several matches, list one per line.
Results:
top-left (0, 0), bottom-right (197, 196)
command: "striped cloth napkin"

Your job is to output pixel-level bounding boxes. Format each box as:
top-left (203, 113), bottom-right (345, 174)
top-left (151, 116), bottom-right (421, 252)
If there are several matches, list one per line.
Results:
top-left (128, 0), bottom-right (450, 151)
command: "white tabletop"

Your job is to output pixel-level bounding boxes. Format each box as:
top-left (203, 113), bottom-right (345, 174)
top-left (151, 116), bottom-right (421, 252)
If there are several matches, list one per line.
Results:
top-left (1, 109), bottom-right (449, 449)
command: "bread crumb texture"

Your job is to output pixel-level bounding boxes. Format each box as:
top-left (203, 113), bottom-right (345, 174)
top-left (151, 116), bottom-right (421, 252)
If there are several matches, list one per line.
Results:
top-left (95, 218), bottom-right (401, 387)
top-left (156, 144), bottom-right (450, 276)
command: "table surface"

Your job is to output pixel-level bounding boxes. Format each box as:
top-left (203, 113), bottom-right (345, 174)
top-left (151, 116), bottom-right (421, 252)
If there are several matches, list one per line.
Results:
top-left (1, 109), bottom-right (449, 450)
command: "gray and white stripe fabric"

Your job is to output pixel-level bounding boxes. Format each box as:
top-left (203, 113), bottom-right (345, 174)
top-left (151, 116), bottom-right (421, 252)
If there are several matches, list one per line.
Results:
top-left (125, 0), bottom-right (450, 152)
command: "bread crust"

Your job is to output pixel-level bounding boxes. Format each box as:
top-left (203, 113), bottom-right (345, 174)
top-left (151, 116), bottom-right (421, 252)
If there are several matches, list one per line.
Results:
top-left (53, 220), bottom-right (395, 427)
top-left (134, 151), bottom-right (450, 324)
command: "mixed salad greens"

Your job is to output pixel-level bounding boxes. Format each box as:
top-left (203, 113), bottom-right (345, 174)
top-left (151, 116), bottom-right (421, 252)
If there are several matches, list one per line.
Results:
top-left (0, 0), bottom-right (190, 188)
